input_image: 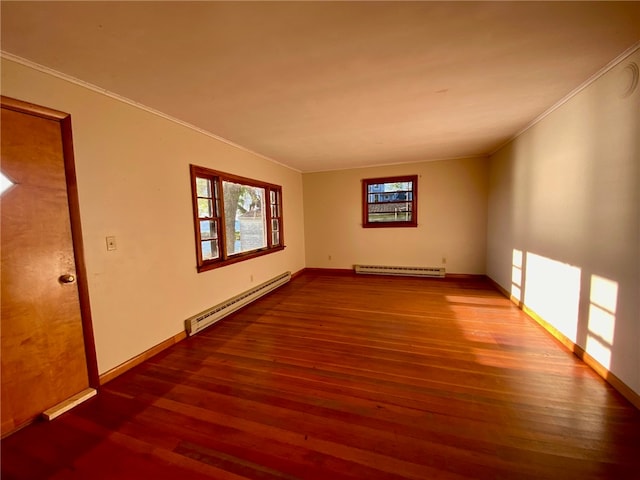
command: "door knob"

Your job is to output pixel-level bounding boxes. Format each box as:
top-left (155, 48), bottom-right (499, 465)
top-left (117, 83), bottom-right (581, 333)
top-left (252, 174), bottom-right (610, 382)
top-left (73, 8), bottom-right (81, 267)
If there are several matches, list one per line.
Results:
top-left (59, 274), bottom-right (76, 284)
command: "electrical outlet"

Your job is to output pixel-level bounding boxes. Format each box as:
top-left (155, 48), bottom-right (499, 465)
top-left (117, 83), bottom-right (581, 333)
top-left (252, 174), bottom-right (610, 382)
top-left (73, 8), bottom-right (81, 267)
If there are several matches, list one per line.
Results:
top-left (328, 255), bottom-right (332, 261)
top-left (106, 236), bottom-right (117, 251)
top-left (442, 257), bottom-right (447, 264)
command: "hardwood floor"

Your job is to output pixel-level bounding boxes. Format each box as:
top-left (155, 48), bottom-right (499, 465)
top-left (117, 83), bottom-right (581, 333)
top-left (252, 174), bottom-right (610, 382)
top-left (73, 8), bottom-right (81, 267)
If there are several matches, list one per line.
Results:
top-left (2, 271), bottom-right (639, 479)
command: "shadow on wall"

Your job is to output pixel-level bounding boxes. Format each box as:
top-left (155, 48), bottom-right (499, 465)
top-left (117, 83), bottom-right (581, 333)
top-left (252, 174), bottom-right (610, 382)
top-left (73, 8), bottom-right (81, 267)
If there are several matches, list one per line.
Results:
top-left (510, 248), bottom-right (621, 381)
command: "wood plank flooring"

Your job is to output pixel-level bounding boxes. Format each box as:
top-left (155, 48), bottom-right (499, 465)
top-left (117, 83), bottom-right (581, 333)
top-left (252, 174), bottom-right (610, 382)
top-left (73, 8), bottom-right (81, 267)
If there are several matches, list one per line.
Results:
top-left (2, 271), bottom-right (639, 479)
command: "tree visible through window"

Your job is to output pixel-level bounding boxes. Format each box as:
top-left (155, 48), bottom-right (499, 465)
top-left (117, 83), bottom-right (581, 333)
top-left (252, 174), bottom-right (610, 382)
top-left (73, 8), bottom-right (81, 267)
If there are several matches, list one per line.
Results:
top-left (362, 175), bottom-right (418, 228)
top-left (191, 165), bottom-right (284, 272)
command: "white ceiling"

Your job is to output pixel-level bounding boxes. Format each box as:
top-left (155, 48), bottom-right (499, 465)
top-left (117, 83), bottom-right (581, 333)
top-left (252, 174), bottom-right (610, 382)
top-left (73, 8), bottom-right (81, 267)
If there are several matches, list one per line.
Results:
top-left (2, 1), bottom-right (639, 172)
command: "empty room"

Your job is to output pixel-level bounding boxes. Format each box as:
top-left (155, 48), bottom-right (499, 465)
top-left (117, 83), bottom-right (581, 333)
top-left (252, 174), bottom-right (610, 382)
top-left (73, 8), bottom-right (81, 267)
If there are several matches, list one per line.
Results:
top-left (1, 2), bottom-right (639, 479)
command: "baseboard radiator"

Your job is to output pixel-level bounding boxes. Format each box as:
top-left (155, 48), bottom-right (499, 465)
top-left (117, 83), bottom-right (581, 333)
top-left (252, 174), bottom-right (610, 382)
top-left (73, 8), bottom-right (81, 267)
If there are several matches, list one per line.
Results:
top-left (354, 264), bottom-right (445, 278)
top-left (185, 271), bottom-right (291, 336)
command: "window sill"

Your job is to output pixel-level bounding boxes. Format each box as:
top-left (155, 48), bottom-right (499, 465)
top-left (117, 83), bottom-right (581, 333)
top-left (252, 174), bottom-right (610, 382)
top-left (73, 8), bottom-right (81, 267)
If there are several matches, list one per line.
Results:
top-left (197, 245), bottom-right (286, 273)
top-left (362, 222), bottom-right (418, 228)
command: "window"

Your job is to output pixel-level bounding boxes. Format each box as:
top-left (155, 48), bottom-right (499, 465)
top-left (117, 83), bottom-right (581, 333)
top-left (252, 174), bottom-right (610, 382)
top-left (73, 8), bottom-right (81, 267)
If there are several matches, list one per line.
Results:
top-left (190, 165), bottom-right (284, 272)
top-left (362, 175), bottom-right (417, 228)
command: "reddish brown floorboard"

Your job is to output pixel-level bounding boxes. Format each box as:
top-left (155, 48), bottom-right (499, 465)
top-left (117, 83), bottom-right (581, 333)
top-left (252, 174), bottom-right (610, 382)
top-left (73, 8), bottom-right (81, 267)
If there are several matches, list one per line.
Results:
top-left (2, 271), bottom-right (639, 479)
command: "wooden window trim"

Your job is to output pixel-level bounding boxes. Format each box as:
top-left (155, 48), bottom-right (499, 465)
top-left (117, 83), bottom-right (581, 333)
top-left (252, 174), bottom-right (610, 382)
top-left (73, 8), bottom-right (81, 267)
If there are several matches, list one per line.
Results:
top-left (190, 165), bottom-right (284, 272)
top-left (362, 175), bottom-right (418, 228)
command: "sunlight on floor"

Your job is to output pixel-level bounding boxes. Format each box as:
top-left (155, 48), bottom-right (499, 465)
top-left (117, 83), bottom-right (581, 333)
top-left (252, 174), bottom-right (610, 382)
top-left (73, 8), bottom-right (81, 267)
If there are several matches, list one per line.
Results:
top-left (444, 295), bottom-right (507, 307)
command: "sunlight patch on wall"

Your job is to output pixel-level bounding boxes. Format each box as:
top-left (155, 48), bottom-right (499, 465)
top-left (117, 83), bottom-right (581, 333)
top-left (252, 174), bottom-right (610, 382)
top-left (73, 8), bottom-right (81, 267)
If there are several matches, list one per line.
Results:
top-left (524, 252), bottom-right (581, 343)
top-left (511, 249), bottom-right (523, 301)
top-left (586, 275), bottom-right (618, 369)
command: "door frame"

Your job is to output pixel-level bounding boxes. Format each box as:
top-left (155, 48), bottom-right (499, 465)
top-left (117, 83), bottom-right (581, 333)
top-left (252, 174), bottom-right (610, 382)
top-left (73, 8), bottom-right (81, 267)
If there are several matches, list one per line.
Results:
top-left (1, 95), bottom-right (99, 388)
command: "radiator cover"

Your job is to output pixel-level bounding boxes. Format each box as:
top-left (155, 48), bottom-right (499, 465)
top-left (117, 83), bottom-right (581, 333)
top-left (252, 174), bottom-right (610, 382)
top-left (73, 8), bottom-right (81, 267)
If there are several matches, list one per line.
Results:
top-left (185, 271), bottom-right (291, 336)
top-left (354, 264), bottom-right (445, 278)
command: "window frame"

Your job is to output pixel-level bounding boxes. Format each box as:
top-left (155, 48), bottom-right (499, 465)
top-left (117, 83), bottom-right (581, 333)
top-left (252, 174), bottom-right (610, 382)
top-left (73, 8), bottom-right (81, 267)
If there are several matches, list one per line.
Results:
top-left (190, 165), bottom-right (284, 272)
top-left (362, 175), bottom-right (418, 228)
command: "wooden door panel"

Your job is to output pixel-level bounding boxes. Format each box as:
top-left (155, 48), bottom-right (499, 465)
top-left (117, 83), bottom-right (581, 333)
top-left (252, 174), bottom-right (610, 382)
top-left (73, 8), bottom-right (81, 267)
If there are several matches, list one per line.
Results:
top-left (0, 108), bottom-right (67, 188)
top-left (1, 106), bottom-right (89, 436)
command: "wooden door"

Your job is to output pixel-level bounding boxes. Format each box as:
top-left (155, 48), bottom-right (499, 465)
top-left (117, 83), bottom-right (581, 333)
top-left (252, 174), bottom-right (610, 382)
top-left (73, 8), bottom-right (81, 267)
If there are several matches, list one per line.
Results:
top-left (1, 97), bottom-right (97, 437)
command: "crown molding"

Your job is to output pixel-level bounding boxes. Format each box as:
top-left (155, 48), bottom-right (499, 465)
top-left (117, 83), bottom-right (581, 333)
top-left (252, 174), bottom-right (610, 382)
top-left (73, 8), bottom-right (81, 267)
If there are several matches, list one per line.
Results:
top-left (0, 51), bottom-right (301, 174)
top-left (304, 153), bottom-right (489, 174)
top-left (489, 41), bottom-right (640, 157)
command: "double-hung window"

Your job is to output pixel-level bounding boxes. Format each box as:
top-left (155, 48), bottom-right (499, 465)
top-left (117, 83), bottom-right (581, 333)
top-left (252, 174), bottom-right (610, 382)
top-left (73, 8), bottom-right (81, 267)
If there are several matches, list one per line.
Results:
top-left (362, 175), bottom-right (418, 228)
top-left (190, 165), bottom-right (284, 272)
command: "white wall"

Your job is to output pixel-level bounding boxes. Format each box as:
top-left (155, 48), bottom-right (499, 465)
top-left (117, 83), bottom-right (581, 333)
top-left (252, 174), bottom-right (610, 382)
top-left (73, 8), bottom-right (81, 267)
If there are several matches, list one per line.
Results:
top-left (303, 158), bottom-right (489, 274)
top-left (1, 58), bottom-right (306, 375)
top-left (487, 49), bottom-right (640, 395)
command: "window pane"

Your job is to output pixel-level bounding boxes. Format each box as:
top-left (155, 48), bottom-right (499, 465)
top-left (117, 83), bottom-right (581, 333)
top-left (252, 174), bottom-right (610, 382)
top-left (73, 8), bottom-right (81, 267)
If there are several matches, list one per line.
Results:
top-left (368, 211), bottom-right (413, 223)
top-left (363, 176), bottom-right (417, 227)
top-left (369, 190), bottom-right (411, 203)
top-left (383, 181), bottom-right (411, 192)
top-left (192, 166), bottom-right (285, 270)
top-left (368, 183), bottom-right (383, 194)
top-left (200, 220), bottom-right (217, 240)
top-left (368, 202), bottom-right (412, 222)
top-left (222, 181), bottom-right (267, 255)
top-left (201, 240), bottom-right (219, 260)
top-left (369, 181), bottom-right (412, 196)
top-left (368, 201), bottom-right (412, 213)
top-left (196, 177), bottom-right (211, 197)
top-left (198, 198), bottom-right (212, 218)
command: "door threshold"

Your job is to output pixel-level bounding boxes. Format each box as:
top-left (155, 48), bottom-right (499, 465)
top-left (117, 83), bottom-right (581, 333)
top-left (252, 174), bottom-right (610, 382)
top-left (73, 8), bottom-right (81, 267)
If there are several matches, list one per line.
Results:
top-left (42, 388), bottom-right (97, 421)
